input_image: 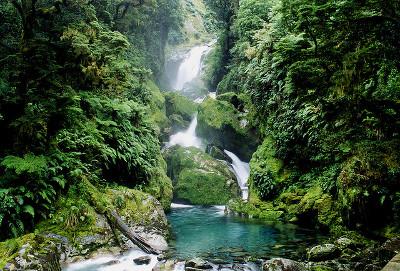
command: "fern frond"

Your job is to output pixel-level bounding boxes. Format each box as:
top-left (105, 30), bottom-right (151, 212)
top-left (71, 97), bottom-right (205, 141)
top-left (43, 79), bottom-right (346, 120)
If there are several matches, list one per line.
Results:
top-left (1, 153), bottom-right (47, 175)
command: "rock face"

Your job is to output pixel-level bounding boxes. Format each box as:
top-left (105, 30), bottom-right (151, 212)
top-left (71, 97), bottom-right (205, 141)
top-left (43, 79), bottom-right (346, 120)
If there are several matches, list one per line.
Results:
top-left (197, 96), bottom-right (258, 161)
top-left (168, 146), bottom-right (241, 205)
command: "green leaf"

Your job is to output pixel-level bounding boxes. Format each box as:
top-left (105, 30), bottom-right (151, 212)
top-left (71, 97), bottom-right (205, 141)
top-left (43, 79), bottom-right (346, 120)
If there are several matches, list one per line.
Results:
top-left (23, 205), bottom-right (35, 217)
top-left (1, 153), bottom-right (47, 174)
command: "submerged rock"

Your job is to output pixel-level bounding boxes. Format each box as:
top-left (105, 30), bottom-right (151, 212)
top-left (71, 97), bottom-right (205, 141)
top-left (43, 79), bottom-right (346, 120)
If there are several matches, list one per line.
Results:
top-left (185, 258), bottom-right (213, 269)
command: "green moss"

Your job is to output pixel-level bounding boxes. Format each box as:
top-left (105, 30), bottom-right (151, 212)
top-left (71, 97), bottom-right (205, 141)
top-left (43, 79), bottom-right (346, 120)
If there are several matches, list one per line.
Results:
top-left (175, 169), bottom-right (236, 205)
top-left (295, 186), bottom-right (324, 214)
top-left (171, 147), bottom-right (240, 205)
top-left (197, 96), bottom-right (258, 160)
top-left (164, 91), bottom-right (198, 121)
top-left (0, 238), bottom-right (20, 269)
top-left (198, 96), bottom-right (238, 130)
top-left (249, 137), bottom-right (290, 200)
top-left (0, 233), bottom-right (57, 269)
top-left (145, 164), bottom-right (173, 211)
top-left (147, 79), bottom-right (169, 135)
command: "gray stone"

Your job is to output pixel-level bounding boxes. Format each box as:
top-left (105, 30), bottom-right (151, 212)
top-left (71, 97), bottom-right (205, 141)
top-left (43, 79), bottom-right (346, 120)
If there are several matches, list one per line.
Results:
top-left (152, 260), bottom-right (177, 271)
top-left (133, 255), bottom-right (152, 265)
top-left (185, 258), bottom-right (213, 269)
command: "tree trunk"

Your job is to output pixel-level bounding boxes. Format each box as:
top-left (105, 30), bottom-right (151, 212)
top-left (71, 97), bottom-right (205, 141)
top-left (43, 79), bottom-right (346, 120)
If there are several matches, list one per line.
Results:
top-left (106, 208), bottom-right (161, 255)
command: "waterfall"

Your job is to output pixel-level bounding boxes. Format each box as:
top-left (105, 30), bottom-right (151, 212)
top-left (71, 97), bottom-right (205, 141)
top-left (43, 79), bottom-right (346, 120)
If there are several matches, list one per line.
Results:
top-left (164, 114), bottom-right (203, 150)
top-left (224, 150), bottom-right (250, 200)
top-left (174, 46), bottom-right (209, 91)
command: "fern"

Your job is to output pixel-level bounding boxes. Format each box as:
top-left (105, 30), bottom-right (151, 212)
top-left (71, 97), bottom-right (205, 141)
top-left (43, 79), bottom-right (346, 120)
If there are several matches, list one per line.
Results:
top-left (1, 153), bottom-right (47, 175)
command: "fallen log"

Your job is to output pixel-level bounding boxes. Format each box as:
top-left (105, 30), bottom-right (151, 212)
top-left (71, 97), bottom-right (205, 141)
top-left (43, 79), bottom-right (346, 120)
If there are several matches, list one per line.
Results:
top-left (106, 208), bottom-right (161, 255)
top-left (80, 176), bottom-right (161, 255)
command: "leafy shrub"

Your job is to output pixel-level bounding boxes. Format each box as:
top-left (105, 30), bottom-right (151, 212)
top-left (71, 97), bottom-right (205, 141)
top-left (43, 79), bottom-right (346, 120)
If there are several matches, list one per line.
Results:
top-left (252, 170), bottom-right (276, 200)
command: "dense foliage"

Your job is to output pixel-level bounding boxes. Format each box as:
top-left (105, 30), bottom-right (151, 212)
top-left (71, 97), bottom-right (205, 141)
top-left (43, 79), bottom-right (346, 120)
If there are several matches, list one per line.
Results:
top-left (209, 0), bottom-right (400, 231)
top-left (0, 0), bottom-right (180, 240)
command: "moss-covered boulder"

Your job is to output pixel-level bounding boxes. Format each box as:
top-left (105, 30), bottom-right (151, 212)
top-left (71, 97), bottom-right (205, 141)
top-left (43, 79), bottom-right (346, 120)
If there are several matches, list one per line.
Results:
top-left (170, 146), bottom-right (240, 205)
top-left (248, 137), bottom-right (290, 202)
top-left (0, 233), bottom-right (60, 270)
top-left (32, 186), bottom-right (169, 265)
top-left (164, 91), bottom-right (198, 121)
top-left (197, 96), bottom-right (259, 161)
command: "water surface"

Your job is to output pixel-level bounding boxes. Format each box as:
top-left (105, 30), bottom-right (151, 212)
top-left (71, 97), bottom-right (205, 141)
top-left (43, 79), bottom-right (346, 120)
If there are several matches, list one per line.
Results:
top-left (167, 204), bottom-right (328, 261)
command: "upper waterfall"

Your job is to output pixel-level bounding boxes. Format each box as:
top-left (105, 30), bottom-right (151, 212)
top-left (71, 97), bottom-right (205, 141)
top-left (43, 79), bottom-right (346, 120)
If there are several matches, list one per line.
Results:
top-left (173, 46), bottom-right (209, 91)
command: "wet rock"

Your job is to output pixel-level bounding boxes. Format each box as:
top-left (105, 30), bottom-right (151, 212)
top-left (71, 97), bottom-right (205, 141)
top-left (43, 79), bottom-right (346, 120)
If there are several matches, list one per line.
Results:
top-left (308, 244), bottom-right (340, 261)
top-left (185, 258), bottom-right (213, 269)
top-left (133, 255), bottom-right (152, 265)
top-left (306, 260), bottom-right (351, 271)
top-left (218, 247), bottom-right (246, 253)
top-left (107, 259), bottom-right (120, 265)
top-left (152, 260), bottom-right (177, 271)
top-left (262, 258), bottom-right (307, 271)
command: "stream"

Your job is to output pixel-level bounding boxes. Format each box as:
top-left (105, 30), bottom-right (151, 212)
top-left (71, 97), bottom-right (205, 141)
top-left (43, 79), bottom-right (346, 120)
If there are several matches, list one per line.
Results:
top-left (64, 43), bottom-right (329, 271)
top-left (167, 204), bottom-right (326, 262)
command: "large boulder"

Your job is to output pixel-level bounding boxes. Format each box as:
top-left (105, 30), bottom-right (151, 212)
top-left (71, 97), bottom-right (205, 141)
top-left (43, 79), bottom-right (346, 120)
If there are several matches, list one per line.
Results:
top-left (170, 146), bottom-right (241, 205)
top-left (0, 233), bottom-right (61, 271)
top-left (197, 96), bottom-right (258, 161)
top-left (164, 91), bottom-right (198, 121)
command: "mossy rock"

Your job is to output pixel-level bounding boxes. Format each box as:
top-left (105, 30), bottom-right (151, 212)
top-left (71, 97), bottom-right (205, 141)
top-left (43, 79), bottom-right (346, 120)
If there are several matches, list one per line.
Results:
top-left (197, 96), bottom-right (258, 161)
top-left (307, 244), bottom-right (340, 261)
top-left (168, 114), bottom-right (191, 134)
top-left (207, 145), bottom-right (228, 160)
top-left (0, 233), bottom-right (60, 270)
top-left (164, 91), bottom-right (198, 121)
top-left (37, 186), bottom-right (169, 243)
top-left (171, 146), bottom-right (240, 205)
top-left (146, 165), bottom-right (173, 212)
top-left (295, 186), bottom-right (324, 214)
top-left (147, 80), bottom-right (169, 136)
top-left (248, 137), bottom-right (290, 201)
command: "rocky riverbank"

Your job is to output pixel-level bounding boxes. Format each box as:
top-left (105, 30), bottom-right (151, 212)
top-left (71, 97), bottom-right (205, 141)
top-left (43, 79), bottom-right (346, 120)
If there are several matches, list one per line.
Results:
top-left (0, 188), bottom-right (170, 270)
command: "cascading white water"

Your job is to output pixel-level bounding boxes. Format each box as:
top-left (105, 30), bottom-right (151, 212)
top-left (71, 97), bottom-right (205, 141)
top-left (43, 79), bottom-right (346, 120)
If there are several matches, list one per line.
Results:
top-left (164, 115), bottom-right (203, 150)
top-left (174, 46), bottom-right (209, 90)
top-left (224, 150), bottom-right (250, 200)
